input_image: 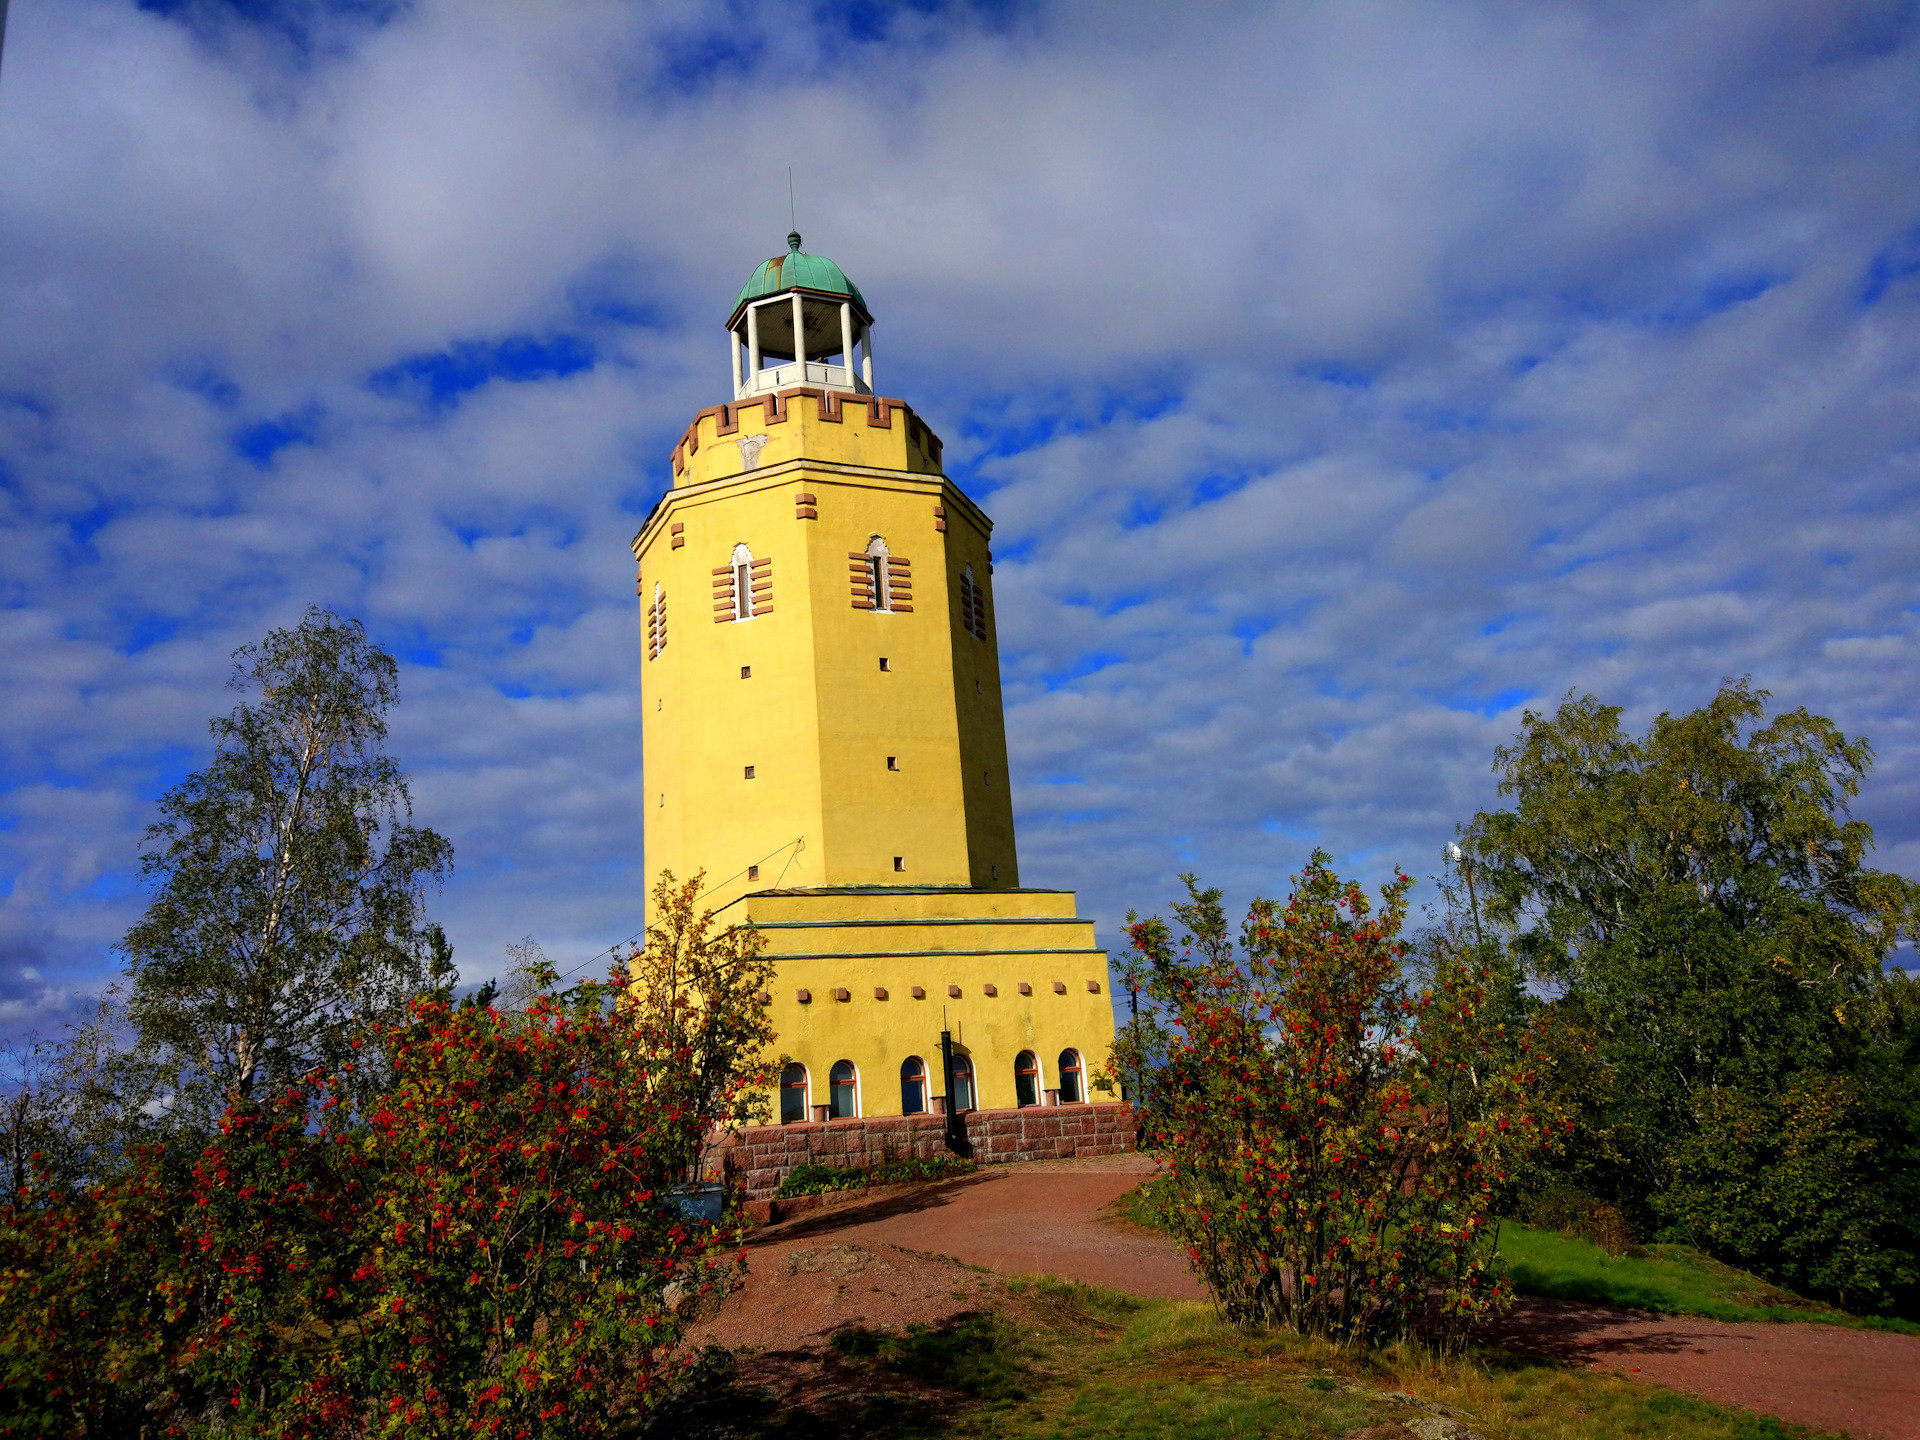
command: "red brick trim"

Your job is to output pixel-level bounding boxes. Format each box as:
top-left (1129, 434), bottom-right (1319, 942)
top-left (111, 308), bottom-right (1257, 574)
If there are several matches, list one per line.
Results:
top-left (669, 393), bottom-right (930, 476)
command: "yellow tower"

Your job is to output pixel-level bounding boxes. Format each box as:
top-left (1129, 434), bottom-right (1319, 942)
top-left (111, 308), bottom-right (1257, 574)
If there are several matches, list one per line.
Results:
top-left (632, 231), bottom-right (1115, 1125)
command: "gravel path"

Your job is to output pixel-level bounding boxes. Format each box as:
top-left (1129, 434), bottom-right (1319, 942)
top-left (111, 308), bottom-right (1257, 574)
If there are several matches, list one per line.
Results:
top-left (724, 1156), bottom-right (1919, 1440)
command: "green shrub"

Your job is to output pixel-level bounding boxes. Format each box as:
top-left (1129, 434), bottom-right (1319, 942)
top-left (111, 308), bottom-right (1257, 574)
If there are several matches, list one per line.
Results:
top-left (1666, 1074), bottom-right (1919, 1314)
top-left (773, 1154), bottom-right (975, 1199)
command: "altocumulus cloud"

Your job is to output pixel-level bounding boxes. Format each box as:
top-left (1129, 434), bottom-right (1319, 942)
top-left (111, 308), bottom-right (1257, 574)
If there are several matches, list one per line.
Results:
top-left (2, 0), bottom-right (1917, 1032)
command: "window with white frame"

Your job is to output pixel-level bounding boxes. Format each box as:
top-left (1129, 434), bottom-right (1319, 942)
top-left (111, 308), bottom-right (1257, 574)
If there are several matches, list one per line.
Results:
top-left (1057, 1049), bottom-right (1084, 1104)
top-left (829, 1059), bottom-right (859, 1119)
top-left (779, 1062), bottom-right (809, 1124)
top-left (1014, 1050), bottom-right (1041, 1108)
top-left (900, 1056), bottom-right (927, 1115)
top-left (949, 1052), bottom-right (975, 1112)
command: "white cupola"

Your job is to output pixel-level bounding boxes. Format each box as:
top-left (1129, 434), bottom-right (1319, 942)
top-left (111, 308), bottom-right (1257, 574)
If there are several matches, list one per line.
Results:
top-left (725, 231), bottom-right (874, 401)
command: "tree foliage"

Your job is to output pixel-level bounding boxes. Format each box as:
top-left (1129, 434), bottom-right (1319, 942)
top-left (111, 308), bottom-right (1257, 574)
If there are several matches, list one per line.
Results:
top-left (118, 607), bottom-right (454, 1134)
top-left (1461, 680), bottom-right (1920, 1312)
top-left (1466, 679), bottom-right (1914, 988)
top-left (0, 870), bottom-right (774, 1437)
top-left (1109, 854), bottom-right (1561, 1349)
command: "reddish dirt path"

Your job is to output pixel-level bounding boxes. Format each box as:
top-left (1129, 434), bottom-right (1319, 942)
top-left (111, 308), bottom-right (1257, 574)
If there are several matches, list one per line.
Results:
top-left (726, 1156), bottom-right (1920, 1440)
top-left (756, 1155), bottom-right (1200, 1301)
top-left (1483, 1298), bottom-right (1920, 1440)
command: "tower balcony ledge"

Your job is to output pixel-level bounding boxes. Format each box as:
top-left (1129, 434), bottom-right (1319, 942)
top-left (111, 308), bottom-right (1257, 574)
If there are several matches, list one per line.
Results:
top-left (738, 361), bottom-right (870, 400)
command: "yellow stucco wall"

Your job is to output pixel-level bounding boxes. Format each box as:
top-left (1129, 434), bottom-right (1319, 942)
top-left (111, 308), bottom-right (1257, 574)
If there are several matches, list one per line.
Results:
top-left (721, 886), bottom-right (1115, 1117)
top-left (632, 386), bottom-right (1115, 1122)
top-left (633, 392), bottom-right (1014, 913)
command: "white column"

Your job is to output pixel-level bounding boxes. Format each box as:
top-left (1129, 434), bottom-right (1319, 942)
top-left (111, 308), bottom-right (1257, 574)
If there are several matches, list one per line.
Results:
top-left (861, 325), bottom-right (873, 390)
top-left (729, 326), bottom-right (742, 395)
top-left (839, 302), bottom-right (854, 386)
top-left (747, 304), bottom-right (761, 384)
top-left (791, 292), bottom-right (806, 374)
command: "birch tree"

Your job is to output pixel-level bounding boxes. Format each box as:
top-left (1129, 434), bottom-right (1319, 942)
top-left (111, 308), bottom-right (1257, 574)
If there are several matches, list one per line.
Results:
top-left (118, 607), bottom-right (453, 1129)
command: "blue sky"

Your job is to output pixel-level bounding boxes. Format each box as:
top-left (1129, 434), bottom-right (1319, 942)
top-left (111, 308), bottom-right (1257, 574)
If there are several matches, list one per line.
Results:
top-left (2, 0), bottom-right (1918, 1030)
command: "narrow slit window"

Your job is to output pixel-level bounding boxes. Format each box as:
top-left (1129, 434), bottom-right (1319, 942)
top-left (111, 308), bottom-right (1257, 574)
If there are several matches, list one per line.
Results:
top-left (864, 535), bottom-right (891, 612)
top-left (728, 542), bottom-right (764, 620)
top-left (893, 856), bottom-right (905, 872)
top-left (886, 756), bottom-right (898, 771)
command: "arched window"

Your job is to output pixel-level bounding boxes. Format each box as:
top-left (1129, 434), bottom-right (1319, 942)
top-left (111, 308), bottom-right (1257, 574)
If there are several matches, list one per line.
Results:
top-left (647, 582), bottom-right (667, 659)
top-left (1057, 1049), bottom-right (1084, 1104)
top-left (829, 1059), bottom-right (858, 1119)
top-left (779, 1063), bottom-right (809, 1125)
top-left (948, 1053), bottom-right (975, 1113)
top-left (1014, 1050), bottom-right (1041, 1108)
top-left (900, 1056), bottom-right (927, 1115)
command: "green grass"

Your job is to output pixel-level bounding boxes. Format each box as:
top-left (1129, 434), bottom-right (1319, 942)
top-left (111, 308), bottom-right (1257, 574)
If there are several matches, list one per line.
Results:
top-left (1497, 1222), bottom-right (1920, 1335)
top-left (1111, 1175), bottom-right (1920, 1336)
top-left (667, 1278), bottom-right (1848, 1439)
top-left (829, 1310), bottom-right (1030, 1401)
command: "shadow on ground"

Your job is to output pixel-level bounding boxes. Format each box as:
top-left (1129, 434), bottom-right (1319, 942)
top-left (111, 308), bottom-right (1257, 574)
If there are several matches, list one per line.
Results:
top-left (638, 1310), bottom-right (1018, 1440)
top-left (746, 1173), bottom-right (999, 1246)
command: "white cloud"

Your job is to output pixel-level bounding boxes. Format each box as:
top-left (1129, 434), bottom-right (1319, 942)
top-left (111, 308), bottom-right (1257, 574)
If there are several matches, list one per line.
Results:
top-left (1, 0), bottom-right (1917, 1026)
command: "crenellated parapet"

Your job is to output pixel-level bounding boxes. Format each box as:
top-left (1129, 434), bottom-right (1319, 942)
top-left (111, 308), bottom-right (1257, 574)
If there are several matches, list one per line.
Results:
top-left (669, 388), bottom-right (944, 485)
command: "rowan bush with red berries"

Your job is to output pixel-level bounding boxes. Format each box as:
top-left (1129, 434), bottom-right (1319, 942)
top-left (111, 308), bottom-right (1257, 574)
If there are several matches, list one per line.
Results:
top-left (1108, 851), bottom-right (1563, 1349)
top-left (0, 872), bottom-right (774, 1438)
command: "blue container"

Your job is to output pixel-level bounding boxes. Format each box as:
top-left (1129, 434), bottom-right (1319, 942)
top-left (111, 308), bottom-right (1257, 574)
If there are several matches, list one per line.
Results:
top-left (665, 1182), bottom-right (725, 1225)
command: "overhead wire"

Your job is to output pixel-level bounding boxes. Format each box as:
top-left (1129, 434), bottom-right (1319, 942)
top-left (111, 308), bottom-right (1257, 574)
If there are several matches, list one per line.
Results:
top-left (540, 836), bottom-right (806, 988)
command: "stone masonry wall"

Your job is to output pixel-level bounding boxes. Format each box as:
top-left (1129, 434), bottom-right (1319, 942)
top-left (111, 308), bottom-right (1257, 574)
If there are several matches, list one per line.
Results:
top-left (720, 1102), bottom-right (1134, 1201)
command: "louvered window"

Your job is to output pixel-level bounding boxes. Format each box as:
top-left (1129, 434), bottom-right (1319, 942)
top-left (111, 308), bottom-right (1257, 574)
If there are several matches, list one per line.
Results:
top-left (959, 563), bottom-right (986, 640)
top-left (850, 536), bottom-right (912, 613)
top-left (714, 543), bottom-right (771, 622)
top-left (646, 582), bottom-right (667, 658)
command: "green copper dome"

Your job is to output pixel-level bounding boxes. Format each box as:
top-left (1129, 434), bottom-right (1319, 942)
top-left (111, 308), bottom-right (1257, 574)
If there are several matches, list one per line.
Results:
top-left (730, 232), bottom-right (868, 321)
